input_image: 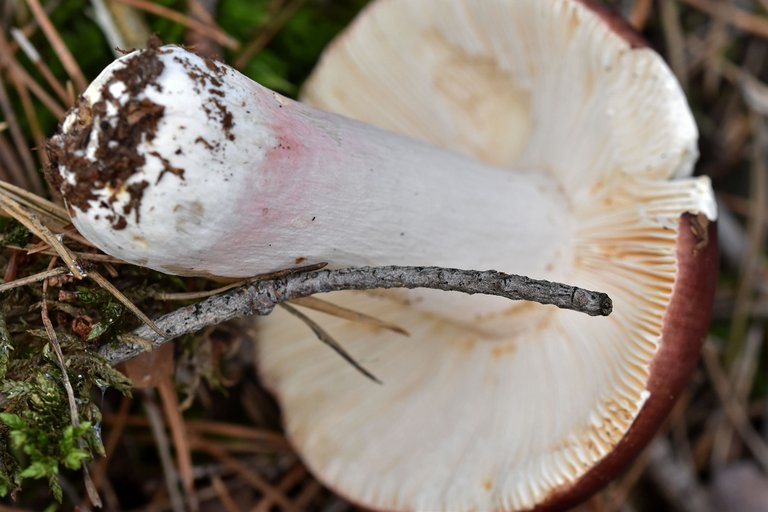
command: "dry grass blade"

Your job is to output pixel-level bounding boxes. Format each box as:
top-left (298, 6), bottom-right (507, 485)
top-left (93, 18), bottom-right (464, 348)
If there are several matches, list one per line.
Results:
top-left (10, 27), bottom-right (71, 105)
top-left (0, 77), bottom-right (37, 188)
top-left (81, 466), bottom-right (102, 509)
top-left (0, 134), bottom-right (24, 186)
top-left (0, 51), bottom-right (66, 120)
top-left (211, 476), bottom-right (239, 512)
top-left (23, 0), bottom-right (87, 91)
top-left (252, 464), bottom-right (307, 512)
top-left (6, 71), bottom-right (48, 173)
top-left (143, 389), bottom-right (186, 512)
top-left (88, 269), bottom-right (164, 337)
top-left (703, 342), bottom-right (768, 473)
top-left (628, 0), bottom-right (653, 30)
top-left (0, 179), bottom-right (70, 224)
top-left (6, 245), bottom-right (125, 263)
top-left (0, 266), bottom-right (68, 292)
top-left (91, 0), bottom-right (152, 54)
top-left (682, 0), bottom-right (768, 39)
top-left (290, 296), bottom-right (409, 336)
top-left (0, 27), bottom-right (68, 120)
top-left (725, 114), bottom-right (768, 362)
top-left (112, 0), bottom-right (239, 49)
top-left (100, 415), bottom-right (289, 448)
top-left (660, 0), bottom-right (688, 90)
top-left (158, 375), bottom-right (198, 512)
top-left (292, 478), bottom-right (323, 511)
top-left (183, 420), bottom-right (287, 447)
top-left (154, 279), bottom-right (250, 301)
top-left (736, 71), bottom-right (768, 116)
top-left (40, 262), bottom-right (78, 426)
top-left (279, 302), bottom-right (381, 384)
top-left (249, 261), bottom-right (328, 279)
top-left (234, 0), bottom-right (304, 68)
top-left (189, 434), bottom-right (296, 511)
top-left (0, 189), bottom-right (83, 278)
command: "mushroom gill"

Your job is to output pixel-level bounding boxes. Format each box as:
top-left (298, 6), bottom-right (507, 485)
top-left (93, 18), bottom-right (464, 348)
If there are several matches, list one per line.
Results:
top-left (256, 1), bottom-right (717, 511)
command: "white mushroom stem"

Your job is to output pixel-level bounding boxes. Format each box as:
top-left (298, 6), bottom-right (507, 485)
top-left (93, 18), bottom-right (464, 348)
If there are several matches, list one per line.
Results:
top-left (47, 44), bottom-right (597, 319)
top-left (228, 94), bottom-right (569, 277)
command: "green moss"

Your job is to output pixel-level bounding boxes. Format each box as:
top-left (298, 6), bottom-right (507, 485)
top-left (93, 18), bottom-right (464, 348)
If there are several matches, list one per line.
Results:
top-left (0, 298), bottom-right (131, 501)
top-left (0, 219), bottom-right (31, 248)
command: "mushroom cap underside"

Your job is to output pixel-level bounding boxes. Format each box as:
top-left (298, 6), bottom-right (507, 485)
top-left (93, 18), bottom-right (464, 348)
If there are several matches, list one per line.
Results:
top-left (258, 215), bottom-right (717, 511)
top-left (253, 0), bottom-right (718, 510)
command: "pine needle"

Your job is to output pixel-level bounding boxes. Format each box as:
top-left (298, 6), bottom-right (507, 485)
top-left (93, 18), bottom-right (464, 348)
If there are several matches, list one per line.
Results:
top-left (289, 296), bottom-right (409, 336)
top-left (279, 302), bottom-right (381, 384)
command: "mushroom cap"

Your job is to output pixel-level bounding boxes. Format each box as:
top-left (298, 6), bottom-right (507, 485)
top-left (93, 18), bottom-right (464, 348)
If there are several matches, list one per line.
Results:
top-left (256, 0), bottom-right (718, 510)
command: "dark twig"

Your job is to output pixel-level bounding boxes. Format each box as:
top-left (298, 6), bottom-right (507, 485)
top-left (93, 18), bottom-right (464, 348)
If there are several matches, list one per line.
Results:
top-left (102, 265), bottom-right (612, 365)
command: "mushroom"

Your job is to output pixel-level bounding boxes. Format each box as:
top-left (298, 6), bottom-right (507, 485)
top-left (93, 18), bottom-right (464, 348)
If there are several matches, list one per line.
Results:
top-left (44, 0), bottom-right (718, 510)
top-left (256, 0), bottom-right (719, 510)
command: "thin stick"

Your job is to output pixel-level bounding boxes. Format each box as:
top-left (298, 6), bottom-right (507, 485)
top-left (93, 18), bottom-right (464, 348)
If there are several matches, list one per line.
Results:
top-left (681, 0), bottom-right (768, 39)
top-left (157, 375), bottom-right (198, 512)
top-left (252, 463), bottom-right (306, 512)
top-left (7, 62), bottom-right (49, 178)
top-left (234, 0), bottom-right (303, 68)
top-left (4, 245), bottom-right (124, 264)
top-left (101, 265), bottom-right (612, 365)
top-left (0, 134), bottom-right (25, 186)
top-left (100, 415), bottom-right (289, 447)
top-left (0, 178), bottom-right (70, 223)
top-left (0, 54), bottom-right (67, 119)
top-left (660, 0), bottom-right (688, 91)
top-left (274, 267), bottom-right (612, 315)
top-left (628, 0), bottom-right (653, 31)
top-left (23, 0), bottom-right (88, 92)
top-left (189, 435), bottom-right (295, 510)
top-left (10, 28), bottom-right (71, 105)
top-left (142, 389), bottom-right (186, 512)
top-left (0, 191), bottom-right (84, 278)
top-left (0, 266), bottom-right (68, 293)
top-left (702, 342), bottom-right (768, 473)
top-left (0, 78), bottom-right (36, 188)
top-left (112, 0), bottom-right (239, 49)
top-left (0, 22), bottom-right (68, 119)
top-left (726, 113), bottom-right (768, 362)
top-left (41, 261), bottom-right (78, 426)
top-left (88, 269), bottom-right (164, 337)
